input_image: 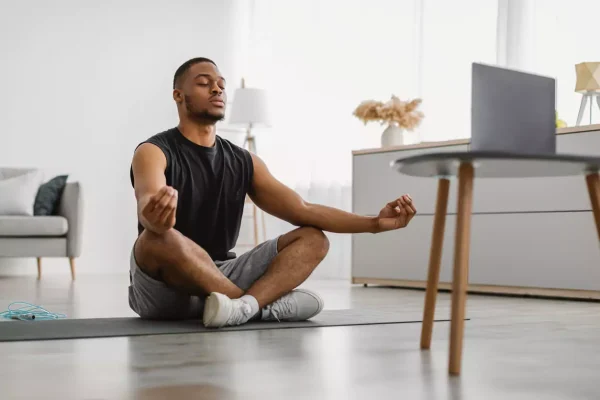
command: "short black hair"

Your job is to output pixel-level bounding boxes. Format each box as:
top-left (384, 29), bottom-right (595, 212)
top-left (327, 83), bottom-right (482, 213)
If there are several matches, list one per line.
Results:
top-left (173, 57), bottom-right (217, 89)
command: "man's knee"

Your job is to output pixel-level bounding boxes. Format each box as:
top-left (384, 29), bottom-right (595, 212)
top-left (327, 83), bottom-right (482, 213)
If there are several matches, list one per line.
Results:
top-left (134, 228), bottom-right (184, 273)
top-left (297, 226), bottom-right (330, 260)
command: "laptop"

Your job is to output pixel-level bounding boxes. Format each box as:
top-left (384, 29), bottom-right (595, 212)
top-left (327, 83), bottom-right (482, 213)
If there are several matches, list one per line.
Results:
top-left (471, 62), bottom-right (557, 155)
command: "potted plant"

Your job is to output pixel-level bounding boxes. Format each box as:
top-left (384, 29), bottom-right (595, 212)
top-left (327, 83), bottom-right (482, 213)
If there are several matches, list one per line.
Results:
top-left (353, 95), bottom-right (424, 147)
top-left (556, 111), bottom-right (567, 128)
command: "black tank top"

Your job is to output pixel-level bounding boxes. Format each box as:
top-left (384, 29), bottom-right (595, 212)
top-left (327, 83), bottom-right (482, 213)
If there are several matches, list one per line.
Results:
top-left (130, 127), bottom-right (254, 261)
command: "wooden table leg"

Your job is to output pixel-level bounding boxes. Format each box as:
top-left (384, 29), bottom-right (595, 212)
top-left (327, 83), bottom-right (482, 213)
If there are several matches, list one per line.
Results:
top-left (420, 178), bottom-right (450, 349)
top-left (37, 257), bottom-right (42, 280)
top-left (449, 162), bottom-right (474, 376)
top-left (585, 173), bottom-right (600, 241)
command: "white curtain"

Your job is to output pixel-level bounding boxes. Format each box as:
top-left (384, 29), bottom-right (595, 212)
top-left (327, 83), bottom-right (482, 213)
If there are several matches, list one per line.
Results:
top-left (244, 0), bottom-right (424, 279)
top-left (419, 0), bottom-right (498, 141)
top-left (239, 0), bottom-right (538, 279)
top-left (497, 0), bottom-right (600, 126)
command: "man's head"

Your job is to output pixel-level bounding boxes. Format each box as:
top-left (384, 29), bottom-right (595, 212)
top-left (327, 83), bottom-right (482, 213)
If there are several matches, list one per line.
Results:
top-left (172, 57), bottom-right (227, 123)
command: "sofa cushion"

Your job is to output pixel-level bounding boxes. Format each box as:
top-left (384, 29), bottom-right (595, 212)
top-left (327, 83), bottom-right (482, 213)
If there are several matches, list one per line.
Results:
top-left (0, 216), bottom-right (68, 237)
top-left (0, 170), bottom-right (44, 216)
top-left (34, 175), bottom-right (69, 216)
top-left (0, 168), bottom-right (38, 180)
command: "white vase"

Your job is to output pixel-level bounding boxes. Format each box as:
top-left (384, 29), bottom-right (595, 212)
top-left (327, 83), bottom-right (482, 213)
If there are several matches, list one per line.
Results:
top-left (381, 124), bottom-right (404, 147)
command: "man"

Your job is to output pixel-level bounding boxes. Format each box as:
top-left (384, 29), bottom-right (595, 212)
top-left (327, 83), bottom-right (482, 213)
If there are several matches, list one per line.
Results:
top-left (129, 57), bottom-right (417, 328)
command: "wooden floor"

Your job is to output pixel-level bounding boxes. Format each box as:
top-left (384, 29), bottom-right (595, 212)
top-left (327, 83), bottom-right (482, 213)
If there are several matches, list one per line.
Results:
top-left (0, 274), bottom-right (599, 399)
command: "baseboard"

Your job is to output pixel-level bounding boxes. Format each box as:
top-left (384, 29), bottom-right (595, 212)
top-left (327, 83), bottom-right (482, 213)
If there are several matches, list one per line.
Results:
top-left (352, 277), bottom-right (600, 301)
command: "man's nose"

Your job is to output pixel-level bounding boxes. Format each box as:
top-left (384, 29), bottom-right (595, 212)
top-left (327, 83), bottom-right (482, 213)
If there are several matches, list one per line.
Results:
top-left (211, 83), bottom-right (222, 95)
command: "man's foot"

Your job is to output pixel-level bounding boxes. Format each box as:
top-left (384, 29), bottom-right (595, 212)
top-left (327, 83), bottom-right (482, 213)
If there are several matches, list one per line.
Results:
top-left (261, 289), bottom-right (324, 322)
top-left (203, 292), bottom-right (254, 328)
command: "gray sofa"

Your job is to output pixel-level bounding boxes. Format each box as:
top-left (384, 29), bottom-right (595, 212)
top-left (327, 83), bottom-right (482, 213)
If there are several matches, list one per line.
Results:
top-left (0, 168), bottom-right (83, 280)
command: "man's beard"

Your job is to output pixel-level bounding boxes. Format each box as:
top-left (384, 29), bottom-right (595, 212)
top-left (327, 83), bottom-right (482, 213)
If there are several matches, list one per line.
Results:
top-left (185, 96), bottom-right (225, 122)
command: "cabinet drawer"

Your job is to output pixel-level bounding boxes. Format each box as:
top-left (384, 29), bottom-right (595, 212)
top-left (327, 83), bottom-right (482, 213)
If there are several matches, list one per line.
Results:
top-left (469, 211), bottom-right (600, 290)
top-left (352, 215), bottom-right (456, 282)
top-left (471, 130), bottom-right (600, 213)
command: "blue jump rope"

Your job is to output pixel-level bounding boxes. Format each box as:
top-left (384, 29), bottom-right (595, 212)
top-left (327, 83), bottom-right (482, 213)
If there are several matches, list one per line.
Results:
top-left (0, 302), bottom-right (66, 321)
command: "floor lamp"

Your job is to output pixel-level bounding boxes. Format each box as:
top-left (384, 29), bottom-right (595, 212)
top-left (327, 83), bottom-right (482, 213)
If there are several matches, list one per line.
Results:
top-left (229, 78), bottom-right (271, 246)
top-left (575, 62), bottom-right (600, 126)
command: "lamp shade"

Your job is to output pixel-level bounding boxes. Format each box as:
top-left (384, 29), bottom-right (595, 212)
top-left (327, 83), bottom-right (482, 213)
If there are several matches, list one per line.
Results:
top-left (228, 87), bottom-right (271, 126)
top-left (575, 62), bottom-right (600, 93)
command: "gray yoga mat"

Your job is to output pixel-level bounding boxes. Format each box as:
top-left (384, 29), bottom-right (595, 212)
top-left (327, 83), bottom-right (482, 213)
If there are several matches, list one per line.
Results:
top-left (0, 309), bottom-right (460, 342)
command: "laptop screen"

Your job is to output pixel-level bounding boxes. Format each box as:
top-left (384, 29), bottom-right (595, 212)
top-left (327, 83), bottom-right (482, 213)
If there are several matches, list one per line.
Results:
top-left (471, 63), bottom-right (556, 155)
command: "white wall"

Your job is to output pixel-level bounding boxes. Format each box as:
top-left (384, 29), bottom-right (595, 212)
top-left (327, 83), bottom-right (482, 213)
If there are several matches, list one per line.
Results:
top-left (0, 0), bottom-right (250, 276)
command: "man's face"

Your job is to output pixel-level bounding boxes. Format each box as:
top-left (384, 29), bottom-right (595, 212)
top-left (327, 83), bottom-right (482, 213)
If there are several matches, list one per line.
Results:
top-left (175, 62), bottom-right (227, 122)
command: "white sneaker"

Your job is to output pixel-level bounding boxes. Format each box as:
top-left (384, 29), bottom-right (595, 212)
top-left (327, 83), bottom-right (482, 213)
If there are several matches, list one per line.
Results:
top-left (203, 292), bottom-right (254, 328)
top-left (262, 289), bottom-right (324, 322)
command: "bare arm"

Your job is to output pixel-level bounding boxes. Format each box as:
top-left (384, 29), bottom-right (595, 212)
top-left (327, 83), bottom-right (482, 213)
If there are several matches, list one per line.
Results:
top-left (248, 154), bottom-right (416, 234)
top-left (131, 143), bottom-right (178, 234)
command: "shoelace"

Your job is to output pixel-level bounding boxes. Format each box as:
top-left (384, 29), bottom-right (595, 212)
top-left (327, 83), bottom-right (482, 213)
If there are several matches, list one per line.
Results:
top-left (227, 300), bottom-right (253, 325)
top-left (267, 297), bottom-right (295, 322)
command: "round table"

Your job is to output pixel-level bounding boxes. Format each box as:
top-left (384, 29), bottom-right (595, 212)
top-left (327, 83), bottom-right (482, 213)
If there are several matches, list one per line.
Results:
top-left (392, 151), bottom-right (600, 376)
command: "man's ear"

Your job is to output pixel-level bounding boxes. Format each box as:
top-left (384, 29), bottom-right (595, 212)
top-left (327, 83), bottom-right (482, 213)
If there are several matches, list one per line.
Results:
top-left (173, 89), bottom-right (183, 104)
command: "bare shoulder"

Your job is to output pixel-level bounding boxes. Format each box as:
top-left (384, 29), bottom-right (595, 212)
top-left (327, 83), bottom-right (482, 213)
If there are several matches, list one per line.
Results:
top-left (249, 152), bottom-right (291, 192)
top-left (132, 143), bottom-right (167, 171)
top-left (131, 143), bottom-right (168, 199)
top-left (250, 152), bottom-right (267, 172)
top-left (249, 152), bottom-right (275, 188)
top-left (248, 151), bottom-right (307, 224)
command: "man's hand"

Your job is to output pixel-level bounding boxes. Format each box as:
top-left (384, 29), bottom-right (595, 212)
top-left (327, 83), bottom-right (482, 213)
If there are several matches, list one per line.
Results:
top-left (376, 194), bottom-right (416, 233)
top-left (140, 186), bottom-right (178, 234)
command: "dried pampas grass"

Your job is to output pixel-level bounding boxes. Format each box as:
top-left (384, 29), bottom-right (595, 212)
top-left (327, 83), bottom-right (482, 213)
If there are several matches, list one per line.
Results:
top-left (353, 95), bottom-right (424, 131)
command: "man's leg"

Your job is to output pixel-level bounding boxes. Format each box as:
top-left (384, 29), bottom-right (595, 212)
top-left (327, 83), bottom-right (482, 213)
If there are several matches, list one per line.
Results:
top-left (245, 226), bottom-right (329, 308)
top-left (203, 226), bottom-right (329, 327)
top-left (134, 228), bottom-right (244, 299)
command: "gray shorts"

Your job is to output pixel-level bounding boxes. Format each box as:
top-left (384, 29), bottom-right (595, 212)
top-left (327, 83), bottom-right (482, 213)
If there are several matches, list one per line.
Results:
top-left (128, 237), bottom-right (279, 320)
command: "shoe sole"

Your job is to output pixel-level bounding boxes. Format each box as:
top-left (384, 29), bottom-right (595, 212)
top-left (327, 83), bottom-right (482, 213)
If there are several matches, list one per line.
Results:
top-left (203, 292), bottom-right (231, 328)
top-left (294, 288), bottom-right (324, 320)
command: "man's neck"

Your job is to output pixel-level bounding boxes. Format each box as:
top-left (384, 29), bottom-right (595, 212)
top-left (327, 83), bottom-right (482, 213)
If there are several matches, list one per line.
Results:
top-left (177, 120), bottom-right (217, 147)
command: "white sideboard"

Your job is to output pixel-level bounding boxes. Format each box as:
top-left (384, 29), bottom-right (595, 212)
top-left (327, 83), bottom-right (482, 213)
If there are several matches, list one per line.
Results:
top-left (351, 124), bottom-right (600, 299)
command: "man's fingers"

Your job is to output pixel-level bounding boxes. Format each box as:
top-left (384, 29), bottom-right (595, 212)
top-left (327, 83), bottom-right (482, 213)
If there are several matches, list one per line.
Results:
top-left (156, 188), bottom-right (176, 213)
top-left (402, 196), bottom-right (416, 214)
top-left (387, 195), bottom-right (408, 208)
top-left (396, 203), bottom-right (407, 227)
top-left (396, 197), bottom-right (412, 227)
top-left (159, 191), bottom-right (178, 224)
top-left (145, 187), bottom-right (170, 213)
top-left (399, 195), bottom-right (416, 215)
top-left (151, 187), bottom-right (174, 217)
top-left (160, 205), bottom-right (176, 226)
top-left (398, 200), bottom-right (407, 215)
top-left (158, 200), bottom-right (174, 223)
top-left (386, 199), bottom-right (401, 209)
top-left (380, 194), bottom-right (417, 230)
top-left (398, 197), bottom-right (410, 212)
top-left (153, 186), bottom-right (170, 199)
top-left (143, 191), bottom-right (160, 213)
top-left (165, 207), bottom-right (177, 228)
top-left (404, 195), bottom-right (417, 223)
top-left (407, 202), bottom-right (417, 215)
top-left (387, 194), bottom-right (412, 208)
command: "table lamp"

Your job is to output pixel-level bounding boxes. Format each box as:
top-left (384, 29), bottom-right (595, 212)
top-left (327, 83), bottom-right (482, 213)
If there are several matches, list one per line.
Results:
top-left (228, 78), bottom-right (271, 246)
top-left (228, 78), bottom-right (271, 154)
top-left (575, 62), bottom-right (600, 126)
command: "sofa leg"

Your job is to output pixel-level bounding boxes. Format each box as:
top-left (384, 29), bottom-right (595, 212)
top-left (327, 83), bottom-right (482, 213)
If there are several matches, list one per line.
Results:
top-left (37, 258), bottom-right (42, 280)
top-left (69, 257), bottom-right (76, 281)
